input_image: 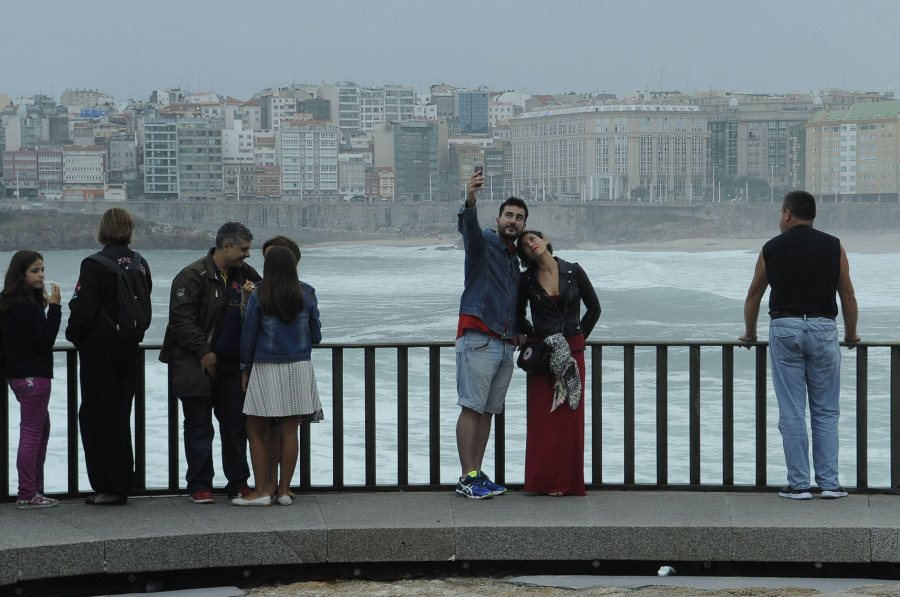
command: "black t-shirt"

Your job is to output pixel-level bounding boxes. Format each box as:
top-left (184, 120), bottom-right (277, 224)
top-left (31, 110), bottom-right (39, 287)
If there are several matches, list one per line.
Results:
top-left (212, 269), bottom-right (244, 365)
top-left (763, 225), bottom-right (840, 319)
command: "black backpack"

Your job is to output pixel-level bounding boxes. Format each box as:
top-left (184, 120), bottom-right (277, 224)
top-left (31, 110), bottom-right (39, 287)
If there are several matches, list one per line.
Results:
top-left (87, 251), bottom-right (152, 339)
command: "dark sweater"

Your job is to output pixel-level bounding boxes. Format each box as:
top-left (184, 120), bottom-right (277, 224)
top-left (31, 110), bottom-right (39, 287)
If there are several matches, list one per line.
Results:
top-left (65, 242), bottom-right (152, 346)
top-left (1, 302), bottom-right (62, 379)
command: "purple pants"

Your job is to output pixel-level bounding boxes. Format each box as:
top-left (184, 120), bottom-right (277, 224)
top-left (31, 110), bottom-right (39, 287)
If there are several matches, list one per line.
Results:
top-left (9, 377), bottom-right (52, 500)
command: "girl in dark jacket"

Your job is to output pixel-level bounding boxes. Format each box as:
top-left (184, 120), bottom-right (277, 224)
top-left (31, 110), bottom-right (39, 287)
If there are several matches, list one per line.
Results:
top-left (0, 250), bottom-right (62, 508)
top-left (516, 231), bottom-right (601, 496)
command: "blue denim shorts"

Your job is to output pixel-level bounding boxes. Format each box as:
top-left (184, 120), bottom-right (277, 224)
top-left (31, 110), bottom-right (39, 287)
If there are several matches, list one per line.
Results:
top-left (455, 330), bottom-right (515, 414)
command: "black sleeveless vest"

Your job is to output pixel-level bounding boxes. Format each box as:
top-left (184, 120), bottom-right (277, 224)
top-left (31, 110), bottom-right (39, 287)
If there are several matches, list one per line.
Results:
top-left (763, 225), bottom-right (840, 319)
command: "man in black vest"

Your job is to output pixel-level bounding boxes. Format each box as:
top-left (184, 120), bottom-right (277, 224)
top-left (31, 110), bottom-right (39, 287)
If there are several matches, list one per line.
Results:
top-left (739, 190), bottom-right (860, 500)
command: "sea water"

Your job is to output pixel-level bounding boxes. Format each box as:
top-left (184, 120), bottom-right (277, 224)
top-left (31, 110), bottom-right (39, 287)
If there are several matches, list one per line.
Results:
top-left (4, 243), bottom-right (900, 494)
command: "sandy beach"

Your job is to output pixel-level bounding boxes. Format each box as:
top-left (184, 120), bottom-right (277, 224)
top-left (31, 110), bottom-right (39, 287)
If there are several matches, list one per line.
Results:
top-left (308, 232), bottom-right (900, 254)
top-left (579, 232), bottom-right (900, 253)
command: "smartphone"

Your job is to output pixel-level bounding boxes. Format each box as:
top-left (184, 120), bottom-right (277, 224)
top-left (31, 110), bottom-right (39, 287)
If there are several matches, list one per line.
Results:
top-left (474, 166), bottom-right (483, 175)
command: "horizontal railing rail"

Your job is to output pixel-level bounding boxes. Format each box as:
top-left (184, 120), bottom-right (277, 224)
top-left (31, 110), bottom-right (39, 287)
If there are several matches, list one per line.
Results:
top-left (3, 340), bottom-right (899, 500)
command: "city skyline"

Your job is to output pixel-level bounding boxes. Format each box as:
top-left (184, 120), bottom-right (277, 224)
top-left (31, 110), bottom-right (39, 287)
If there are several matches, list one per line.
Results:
top-left (5, 0), bottom-right (900, 103)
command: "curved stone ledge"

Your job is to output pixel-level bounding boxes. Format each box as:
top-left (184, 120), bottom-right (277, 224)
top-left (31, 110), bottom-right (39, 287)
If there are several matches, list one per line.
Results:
top-left (1, 491), bottom-right (898, 586)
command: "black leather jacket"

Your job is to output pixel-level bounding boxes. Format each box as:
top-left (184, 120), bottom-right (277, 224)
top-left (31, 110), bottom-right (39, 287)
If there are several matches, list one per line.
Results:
top-left (516, 257), bottom-right (601, 340)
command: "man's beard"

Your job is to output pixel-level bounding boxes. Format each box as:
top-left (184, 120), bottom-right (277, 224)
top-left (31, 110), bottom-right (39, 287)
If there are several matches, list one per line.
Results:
top-left (497, 225), bottom-right (519, 242)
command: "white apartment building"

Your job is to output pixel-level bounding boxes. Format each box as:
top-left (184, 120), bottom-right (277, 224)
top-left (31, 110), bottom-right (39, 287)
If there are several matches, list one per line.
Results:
top-left (276, 120), bottom-right (339, 198)
top-left (222, 122), bottom-right (256, 164)
top-left (338, 152), bottom-right (367, 197)
top-left (449, 136), bottom-right (493, 149)
top-left (200, 103), bottom-right (223, 120)
top-left (359, 85), bottom-right (415, 131)
top-left (805, 100), bottom-right (900, 201)
top-left (176, 118), bottom-right (224, 201)
top-left (143, 118), bottom-right (179, 198)
top-left (222, 98), bottom-right (262, 131)
top-left (62, 145), bottom-right (106, 200)
top-left (60, 89), bottom-right (114, 108)
top-left (320, 83), bottom-right (361, 133)
top-left (511, 105), bottom-right (708, 201)
top-left (254, 131), bottom-right (276, 167)
top-left (107, 135), bottom-right (137, 179)
top-left (261, 93), bottom-right (298, 130)
top-left (414, 101), bottom-right (438, 120)
top-left (489, 101), bottom-right (516, 127)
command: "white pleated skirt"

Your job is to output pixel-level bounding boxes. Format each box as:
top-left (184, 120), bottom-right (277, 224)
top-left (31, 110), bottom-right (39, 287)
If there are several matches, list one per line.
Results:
top-left (243, 360), bottom-right (324, 421)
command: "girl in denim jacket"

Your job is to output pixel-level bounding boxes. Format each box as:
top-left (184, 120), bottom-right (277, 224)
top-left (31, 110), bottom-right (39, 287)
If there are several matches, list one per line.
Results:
top-left (235, 246), bottom-right (322, 506)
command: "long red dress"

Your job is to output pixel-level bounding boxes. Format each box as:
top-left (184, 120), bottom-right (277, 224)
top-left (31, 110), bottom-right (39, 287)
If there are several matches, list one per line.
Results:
top-left (524, 330), bottom-right (586, 496)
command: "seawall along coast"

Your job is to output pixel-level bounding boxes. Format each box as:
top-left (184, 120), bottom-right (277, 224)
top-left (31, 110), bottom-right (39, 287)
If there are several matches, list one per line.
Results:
top-left (45, 200), bottom-right (900, 248)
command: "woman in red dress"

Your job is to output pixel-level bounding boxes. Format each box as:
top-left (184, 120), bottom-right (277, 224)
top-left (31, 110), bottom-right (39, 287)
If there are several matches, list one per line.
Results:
top-left (516, 231), bottom-right (601, 496)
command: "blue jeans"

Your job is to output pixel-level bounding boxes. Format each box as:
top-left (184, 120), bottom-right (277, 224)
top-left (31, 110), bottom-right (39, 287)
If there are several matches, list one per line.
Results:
top-left (769, 317), bottom-right (842, 490)
top-left (179, 366), bottom-right (249, 494)
top-left (456, 331), bottom-right (515, 414)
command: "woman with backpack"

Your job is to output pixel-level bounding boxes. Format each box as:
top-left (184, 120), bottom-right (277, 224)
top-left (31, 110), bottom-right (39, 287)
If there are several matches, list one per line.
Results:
top-left (515, 230), bottom-right (600, 497)
top-left (66, 207), bottom-right (152, 506)
top-left (0, 250), bottom-right (63, 508)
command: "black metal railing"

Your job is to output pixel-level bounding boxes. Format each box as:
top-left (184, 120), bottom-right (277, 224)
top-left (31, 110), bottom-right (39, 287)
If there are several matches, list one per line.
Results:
top-left (3, 340), bottom-right (899, 500)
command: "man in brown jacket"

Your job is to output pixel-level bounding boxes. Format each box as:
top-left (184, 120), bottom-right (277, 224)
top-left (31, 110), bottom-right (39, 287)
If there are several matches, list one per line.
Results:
top-left (160, 222), bottom-right (262, 504)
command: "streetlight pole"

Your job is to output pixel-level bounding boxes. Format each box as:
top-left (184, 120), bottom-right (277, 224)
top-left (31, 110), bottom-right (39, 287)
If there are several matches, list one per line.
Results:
top-left (770, 163), bottom-right (775, 203)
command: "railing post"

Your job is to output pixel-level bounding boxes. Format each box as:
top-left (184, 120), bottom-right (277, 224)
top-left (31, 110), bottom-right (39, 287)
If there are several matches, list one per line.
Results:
top-left (167, 365), bottom-right (180, 492)
top-left (722, 346), bottom-right (734, 487)
top-left (1, 382), bottom-right (7, 496)
top-left (624, 345), bottom-right (635, 485)
top-left (494, 410), bottom-right (506, 485)
top-left (299, 421), bottom-right (311, 488)
top-left (397, 347), bottom-right (409, 486)
top-left (332, 347), bottom-right (344, 489)
top-left (591, 345), bottom-right (602, 484)
top-left (656, 346), bottom-right (668, 485)
top-left (689, 345), bottom-right (701, 486)
top-left (134, 348), bottom-right (147, 491)
top-left (364, 346), bottom-right (376, 487)
top-left (67, 350), bottom-right (79, 494)
top-left (856, 345), bottom-right (868, 490)
top-left (892, 346), bottom-right (900, 489)
top-left (428, 346), bottom-right (441, 485)
top-left (755, 345), bottom-right (768, 487)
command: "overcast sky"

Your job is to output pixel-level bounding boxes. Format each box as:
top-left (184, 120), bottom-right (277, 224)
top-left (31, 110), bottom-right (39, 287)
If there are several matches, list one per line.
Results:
top-left (5, 0), bottom-right (899, 102)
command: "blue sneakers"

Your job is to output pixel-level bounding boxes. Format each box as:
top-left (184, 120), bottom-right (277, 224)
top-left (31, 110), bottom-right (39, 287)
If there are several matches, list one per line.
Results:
top-left (455, 471), bottom-right (508, 499)
top-left (476, 471), bottom-right (507, 496)
top-left (455, 472), bottom-right (493, 499)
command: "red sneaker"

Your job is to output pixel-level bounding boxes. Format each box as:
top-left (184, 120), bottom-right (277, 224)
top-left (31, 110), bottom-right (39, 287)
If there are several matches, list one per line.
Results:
top-left (228, 486), bottom-right (252, 499)
top-left (191, 489), bottom-right (215, 504)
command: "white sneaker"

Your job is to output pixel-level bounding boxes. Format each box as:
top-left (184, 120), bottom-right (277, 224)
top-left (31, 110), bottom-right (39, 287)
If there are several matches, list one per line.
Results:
top-left (821, 487), bottom-right (848, 499)
top-left (231, 495), bottom-right (272, 506)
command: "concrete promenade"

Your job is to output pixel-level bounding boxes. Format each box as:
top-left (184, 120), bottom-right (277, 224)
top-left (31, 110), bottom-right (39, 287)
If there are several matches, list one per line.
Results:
top-left (2, 489), bottom-right (900, 588)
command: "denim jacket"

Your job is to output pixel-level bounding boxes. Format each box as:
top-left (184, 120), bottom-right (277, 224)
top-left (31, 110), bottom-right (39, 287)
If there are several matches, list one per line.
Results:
top-left (240, 282), bottom-right (322, 367)
top-left (457, 204), bottom-right (520, 339)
